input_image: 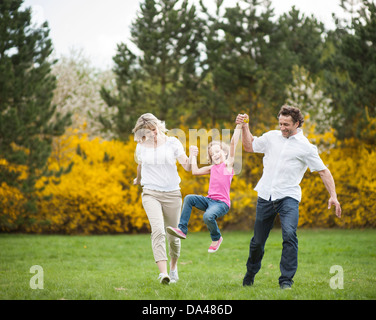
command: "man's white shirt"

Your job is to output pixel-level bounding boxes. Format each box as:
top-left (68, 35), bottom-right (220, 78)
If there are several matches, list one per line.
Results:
top-left (252, 129), bottom-right (327, 202)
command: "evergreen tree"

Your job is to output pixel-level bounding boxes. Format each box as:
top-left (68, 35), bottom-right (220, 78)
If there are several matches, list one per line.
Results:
top-left (265, 6), bottom-right (326, 115)
top-left (101, 0), bottom-right (340, 137)
top-left (324, 0), bottom-right (376, 142)
top-left (0, 0), bottom-right (71, 217)
top-left (101, 0), bottom-right (202, 139)
top-left (192, 0), bottom-right (230, 127)
top-left (196, 0), bottom-right (275, 127)
top-left (196, 2), bottom-right (325, 128)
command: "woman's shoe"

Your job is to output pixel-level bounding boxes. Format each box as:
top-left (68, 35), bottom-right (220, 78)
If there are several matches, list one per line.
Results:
top-left (158, 273), bottom-right (170, 285)
top-left (169, 268), bottom-right (179, 283)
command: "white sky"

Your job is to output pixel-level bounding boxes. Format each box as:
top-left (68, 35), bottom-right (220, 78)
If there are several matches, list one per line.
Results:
top-left (22, 0), bottom-right (351, 70)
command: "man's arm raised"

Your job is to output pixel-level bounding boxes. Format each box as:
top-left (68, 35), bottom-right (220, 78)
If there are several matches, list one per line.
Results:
top-left (236, 114), bottom-right (254, 153)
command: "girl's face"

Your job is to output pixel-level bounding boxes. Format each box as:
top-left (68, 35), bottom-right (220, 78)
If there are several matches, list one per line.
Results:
top-left (209, 144), bottom-right (227, 165)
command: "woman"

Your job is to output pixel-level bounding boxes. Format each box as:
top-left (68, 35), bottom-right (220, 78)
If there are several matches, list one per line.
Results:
top-left (132, 113), bottom-right (194, 284)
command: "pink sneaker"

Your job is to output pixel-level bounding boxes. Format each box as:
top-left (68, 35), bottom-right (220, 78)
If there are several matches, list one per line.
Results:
top-left (167, 227), bottom-right (187, 239)
top-left (208, 237), bottom-right (223, 253)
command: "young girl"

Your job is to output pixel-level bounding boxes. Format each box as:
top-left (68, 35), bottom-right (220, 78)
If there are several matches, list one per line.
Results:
top-left (167, 123), bottom-right (242, 253)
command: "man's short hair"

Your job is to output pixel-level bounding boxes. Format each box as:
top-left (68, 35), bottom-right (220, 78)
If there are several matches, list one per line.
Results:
top-left (278, 105), bottom-right (304, 128)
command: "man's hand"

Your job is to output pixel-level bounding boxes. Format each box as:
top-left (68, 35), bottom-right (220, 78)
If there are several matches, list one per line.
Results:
top-left (236, 114), bottom-right (249, 125)
top-left (328, 197), bottom-right (341, 218)
top-left (318, 169), bottom-right (341, 219)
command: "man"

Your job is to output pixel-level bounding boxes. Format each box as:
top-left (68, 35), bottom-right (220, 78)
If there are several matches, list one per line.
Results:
top-left (237, 105), bottom-right (341, 289)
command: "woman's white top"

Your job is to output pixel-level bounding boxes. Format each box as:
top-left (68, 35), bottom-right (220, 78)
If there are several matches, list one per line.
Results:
top-left (135, 136), bottom-right (186, 192)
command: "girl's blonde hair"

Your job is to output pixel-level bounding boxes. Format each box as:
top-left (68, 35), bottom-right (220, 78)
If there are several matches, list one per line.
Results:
top-left (207, 140), bottom-right (230, 164)
top-left (132, 113), bottom-right (168, 143)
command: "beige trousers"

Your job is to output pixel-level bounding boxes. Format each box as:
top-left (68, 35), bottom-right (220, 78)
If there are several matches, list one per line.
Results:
top-left (141, 188), bottom-right (182, 262)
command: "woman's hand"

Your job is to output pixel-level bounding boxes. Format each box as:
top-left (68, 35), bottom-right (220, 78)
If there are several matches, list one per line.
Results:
top-left (189, 145), bottom-right (199, 157)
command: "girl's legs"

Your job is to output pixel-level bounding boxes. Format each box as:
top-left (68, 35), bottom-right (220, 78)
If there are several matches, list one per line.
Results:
top-left (203, 199), bottom-right (229, 242)
top-left (178, 195), bottom-right (209, 235)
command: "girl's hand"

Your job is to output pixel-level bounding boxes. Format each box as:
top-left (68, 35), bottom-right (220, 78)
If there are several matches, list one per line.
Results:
top-left (236, 114), bottom-right (249, 125)
top-left (133, 178), bottom-right (140, 185)
top-left (189, 145), bottom-right (199, 157)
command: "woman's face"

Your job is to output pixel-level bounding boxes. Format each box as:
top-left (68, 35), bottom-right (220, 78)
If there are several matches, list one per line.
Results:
top-left (143, 126), bottom-right (158, 141)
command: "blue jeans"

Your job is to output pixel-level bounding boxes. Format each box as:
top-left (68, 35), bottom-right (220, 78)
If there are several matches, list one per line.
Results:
top-left (246, 197), bottom-right (299, 285)
top-left (178, 195), bottom-right (229, 241)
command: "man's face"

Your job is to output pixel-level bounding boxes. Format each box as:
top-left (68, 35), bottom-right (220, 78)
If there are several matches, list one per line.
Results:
top-left (279, 115), bottom-right (299, 138)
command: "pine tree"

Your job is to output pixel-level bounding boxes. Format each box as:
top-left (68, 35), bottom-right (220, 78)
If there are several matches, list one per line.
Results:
top-left (101, 0), bottom-right (202, 140)
top-left (197, 0), bottom-right (275, 127)
top-left (324, 0), bottom-right (376, 142)
top-left (265, 6), bottom-right (326, 114)
top-left (0, 0), bottom-right (71, 217)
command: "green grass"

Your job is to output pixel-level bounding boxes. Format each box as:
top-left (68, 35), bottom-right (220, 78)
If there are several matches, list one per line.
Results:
top-left (0, 229), bottom-right (375, 300)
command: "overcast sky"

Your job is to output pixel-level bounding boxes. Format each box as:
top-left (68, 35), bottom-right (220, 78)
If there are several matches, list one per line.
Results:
top-left (22, 0), bottom-right (351, 70)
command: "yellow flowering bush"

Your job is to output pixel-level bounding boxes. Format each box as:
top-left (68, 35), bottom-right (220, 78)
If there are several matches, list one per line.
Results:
top-left (0, 181), bottom-right (27, 230)
top-left (1, 122), bottom-right (376, 233)
top-left (297, 118), bottom-right (376, 228)
top-left (29, 129), bottom-right (148, 234)
top-left (0, 158), bottom-right (29, 231)
top-left (299, 138), bottom-right (376, 228)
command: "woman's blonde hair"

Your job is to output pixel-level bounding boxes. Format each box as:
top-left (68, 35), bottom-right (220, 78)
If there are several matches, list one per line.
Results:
top-left (132, 113), bottom-right (168, 143)
top-left (207, 140), bottom-right (230, 164)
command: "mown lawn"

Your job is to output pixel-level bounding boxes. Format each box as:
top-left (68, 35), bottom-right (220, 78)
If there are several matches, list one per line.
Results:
top-left (0, 229), bottom-right (375, 300)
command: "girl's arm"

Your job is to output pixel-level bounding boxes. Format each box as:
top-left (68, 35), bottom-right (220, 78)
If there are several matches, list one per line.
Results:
top-left (190, 145), bottom-right (212, 175)
top-left (192, 155), bottom-right (212, 175)
top-left (227, 123), bottom-right (243, 168)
